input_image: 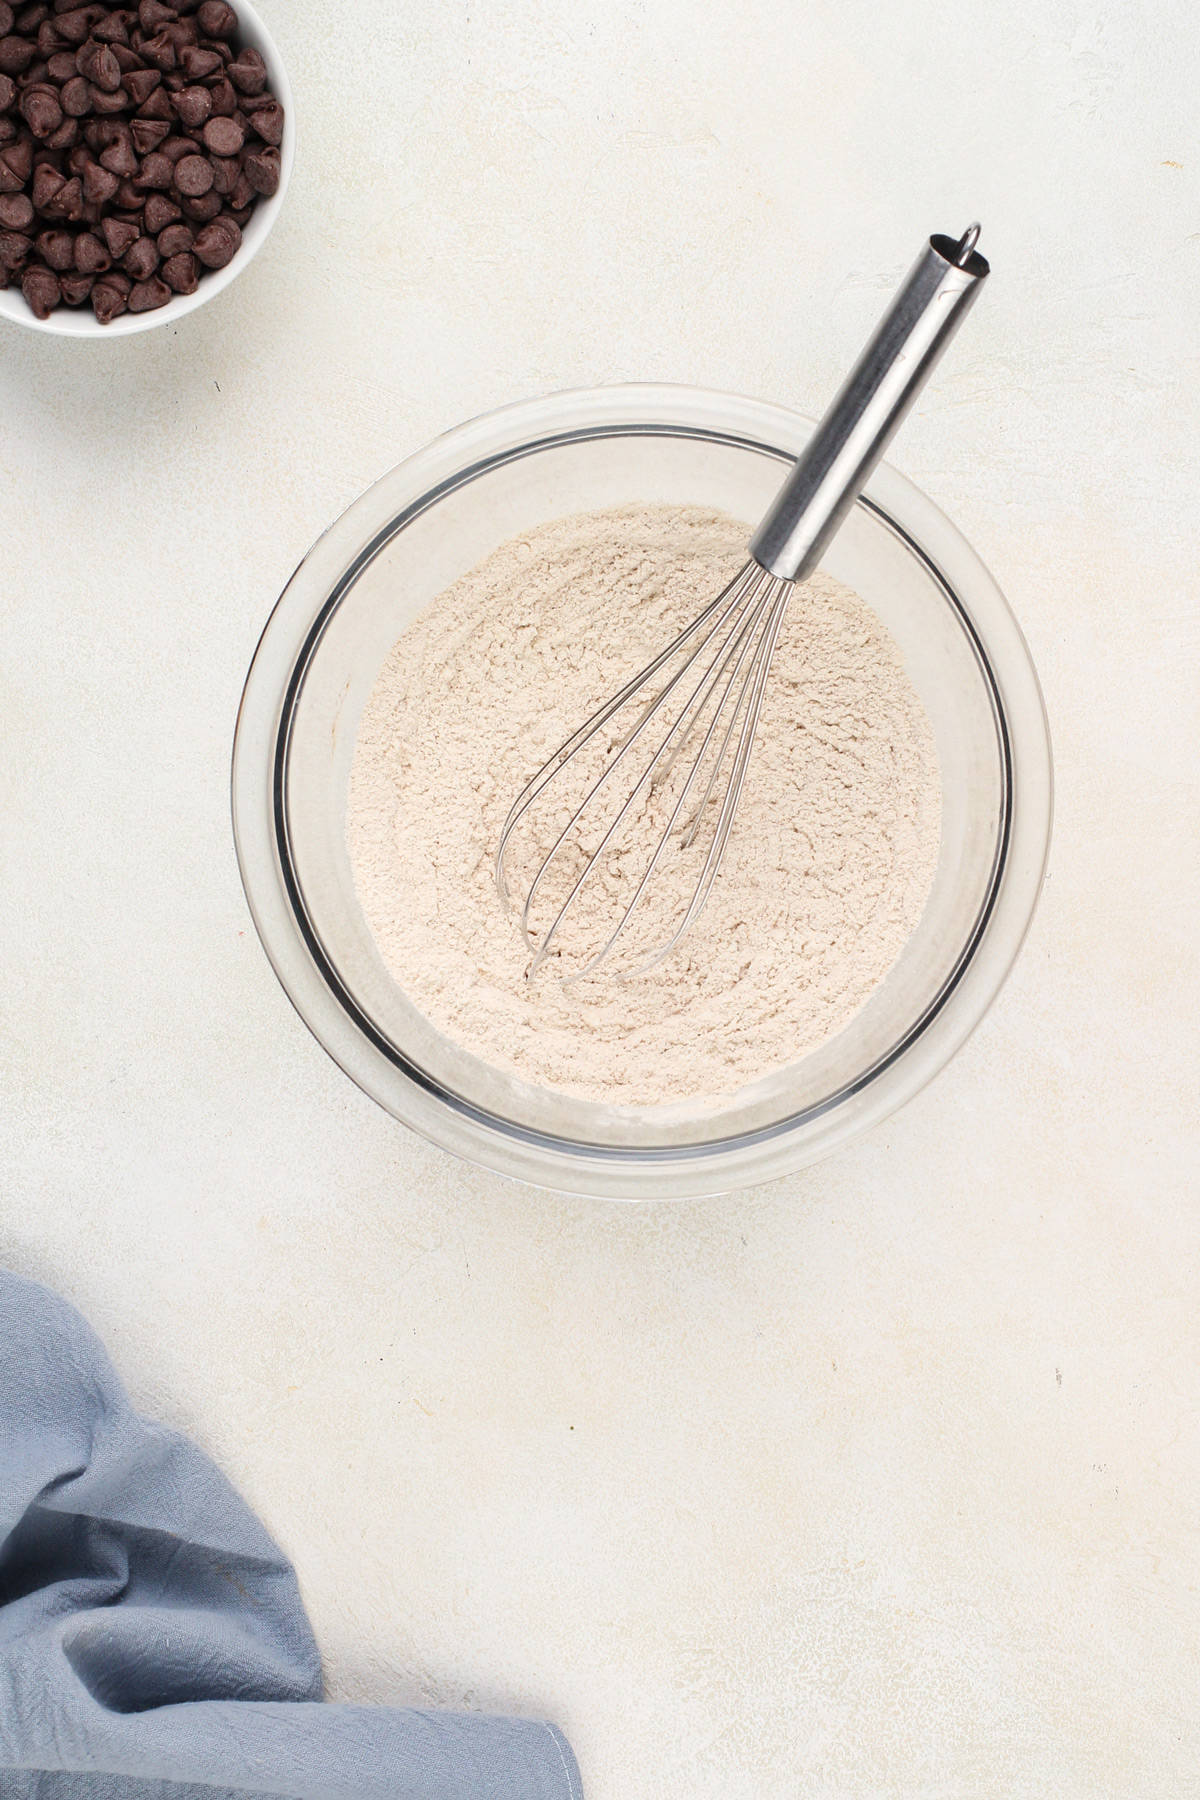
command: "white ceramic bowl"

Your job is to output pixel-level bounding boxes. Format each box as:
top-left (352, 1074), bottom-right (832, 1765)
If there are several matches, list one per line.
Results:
top-left (0, 0), bottom-right (293, 339)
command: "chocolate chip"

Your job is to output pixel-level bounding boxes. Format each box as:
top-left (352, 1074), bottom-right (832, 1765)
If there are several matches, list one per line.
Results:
top-left (33, 224), bottom-right (67, 264)
top-left (205, 73), bottom-right (234, 115)
top-left (72, 224), bottom-right (107, 268)
top-left (172, 80), bottom-right (209, 127)
top-left (196, 0), bottom-right (234, 36)
top-left (171, 145), bottom-right (209, 193)
top-left (99, 209), bottom-right (135, 255)
top-left (90, 83), bottom-right (131, 115)
top-left (0, 156), bottom-right (19, 190)
top-left (134, 81), bottom-right (172, 119)
top-left (95, 266), bottom-right (131, 302)
top-left (2, 134), bottom-right (32, 179)
top-left (208, 148), bottom-right (236, 192)
top-left (59, 73), bottom-right (93, 114)
top-left (0, 35), bottom-right (37, 74)
top-left (19, 257), bottom-right (56, 312)
top-left (179, 43), bottom-right (217, 78)
top-left (127, 270), bottom-right (167, 308)
top-left (177, 183), bottom-right (215, 219)
top-left (200, 108), bottom-right (241, 156)
top-left (160, 244), bottom-right (194, 289)
top-left (41, 168), bottom-right (79, 214)
top-left (0, 69), bottom-right (13, 107)
top-left (29, 156), bottom-right (60, 204)
top-left (76, 36), bottom-right (120, 89)
top-left (135, 146), bottom-right (170, 185)
top-left (91, 10), bottom-right (129, 44)
top-left (122, 230), bottom-right (156, 276)
top-left (81, 155), bottom-right (116, 199)
top-left (0, 223), bottom-right (30, 265)
top-left (58, 267), bottom-right (92, 302)
top-left (0, 3), bottom-right (12, 32)
top-left (46, 47), bottom-right (75, 78)
top-left (226, 46), bottom-right (263, 95)
top-left (19, 82), bottom-right (61, 137)
top-left (246, 99), bottom-right (281, 146)
top-left (53, 9), bottom-right (93, 46)
top-left (0, 185), bottom-right (30, 225)
top-left (163, 17), bottom-right (196, 52)
top-left (139, 0), bottom-right (176, 26)
top-left (130, 115), bottom-right (168, 153)
top-left (124, 65), bottom-right (160, 104)
top-left (138, 28), bottom-right (175, 69)
top-left (98, 131), bottom-right (135, 174)
top-left (153, 216), bottom-right (184, 250)
top-left (141, 186), bottom-right (177, 229)
top-left (91, 268), bottom-right (127, 318)
top-left (242, 141), bottom-right (275, 195)
top-left (192, 208), bottom-right (234, 265)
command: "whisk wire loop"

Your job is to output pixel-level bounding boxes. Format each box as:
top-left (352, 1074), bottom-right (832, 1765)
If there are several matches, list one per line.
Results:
top-left (494, 558), bottom-right (759, 910)
top-left (496, 557), bottom-right (793, 976)
top-left (518, 563), bottom-right (770, 969)
top-left (561, 568), bottom-right (792, 981)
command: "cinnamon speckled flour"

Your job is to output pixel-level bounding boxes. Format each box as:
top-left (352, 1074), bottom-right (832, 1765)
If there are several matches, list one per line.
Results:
top-left (347, 506), bottom-right (940, 1106)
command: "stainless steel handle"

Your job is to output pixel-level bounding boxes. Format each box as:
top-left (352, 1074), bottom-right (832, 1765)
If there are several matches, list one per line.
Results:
top-left (749, 224), bottom-right (990, 583)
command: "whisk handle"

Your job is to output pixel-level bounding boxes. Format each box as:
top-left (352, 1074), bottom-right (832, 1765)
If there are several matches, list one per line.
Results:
top-left (750, 225), bottom-right (990, 583)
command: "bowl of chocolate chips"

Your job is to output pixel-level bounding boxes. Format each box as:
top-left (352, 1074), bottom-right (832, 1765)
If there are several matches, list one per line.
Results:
top-left (0, 0), bottom-right (291, 335)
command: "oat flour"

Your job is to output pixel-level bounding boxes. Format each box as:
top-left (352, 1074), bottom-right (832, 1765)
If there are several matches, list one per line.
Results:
top-left (347, 505), bottom-right (941, 1107)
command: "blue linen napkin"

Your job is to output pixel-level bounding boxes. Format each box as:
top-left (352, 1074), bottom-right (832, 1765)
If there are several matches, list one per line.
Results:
top-left (0, 1270), bottom-right (582, 1800)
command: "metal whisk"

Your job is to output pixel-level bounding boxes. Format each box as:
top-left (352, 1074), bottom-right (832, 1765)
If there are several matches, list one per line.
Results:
top-left (497, 224), bottom-right (990, 979)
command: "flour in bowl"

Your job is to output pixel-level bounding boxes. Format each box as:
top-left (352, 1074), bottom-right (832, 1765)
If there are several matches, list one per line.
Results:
top-left (347, 505), bottom-right (941, 1107)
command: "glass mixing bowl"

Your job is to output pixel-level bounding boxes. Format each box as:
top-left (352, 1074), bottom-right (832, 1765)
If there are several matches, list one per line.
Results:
top-left (232, 384), bottom-right (1052, 1198)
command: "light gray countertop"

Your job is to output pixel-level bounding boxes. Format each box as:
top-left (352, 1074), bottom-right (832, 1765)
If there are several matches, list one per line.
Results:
top-left (2, 2), bottom-right (1197, 1794)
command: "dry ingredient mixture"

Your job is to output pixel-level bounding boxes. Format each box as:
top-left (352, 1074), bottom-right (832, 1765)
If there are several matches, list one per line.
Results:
top-left (348, 505), bottom-right (941, 1108)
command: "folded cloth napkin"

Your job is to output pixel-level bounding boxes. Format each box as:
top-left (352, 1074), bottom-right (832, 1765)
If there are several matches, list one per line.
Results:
top-left (0, 1270), bottom-right (582, 1800)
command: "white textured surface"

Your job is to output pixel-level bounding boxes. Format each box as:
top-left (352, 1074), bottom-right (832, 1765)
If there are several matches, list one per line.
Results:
top-left (2, 2), bottom-right (1197, 1795)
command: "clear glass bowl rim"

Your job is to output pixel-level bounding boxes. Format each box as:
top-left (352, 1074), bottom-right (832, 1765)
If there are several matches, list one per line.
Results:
top-left (231, 382), bottom-right (1053, 1200)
